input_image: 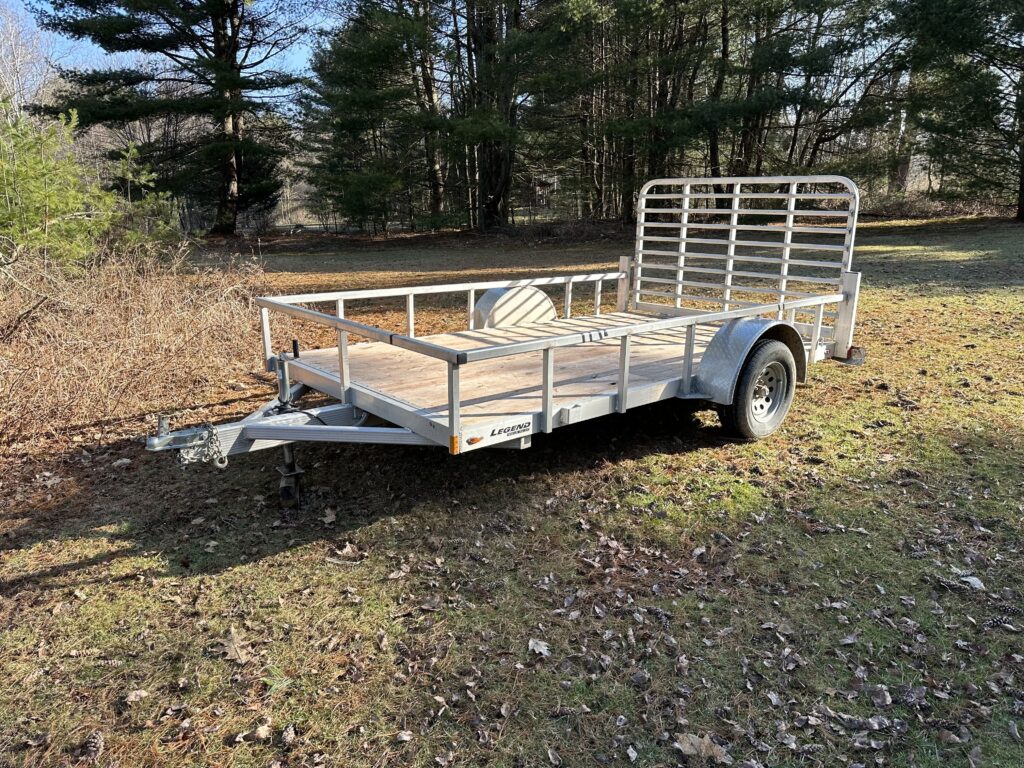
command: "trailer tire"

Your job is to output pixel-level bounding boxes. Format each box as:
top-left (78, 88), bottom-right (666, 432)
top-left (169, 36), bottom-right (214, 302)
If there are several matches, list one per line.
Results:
top-left (721, 339), bottom-right (796, 439)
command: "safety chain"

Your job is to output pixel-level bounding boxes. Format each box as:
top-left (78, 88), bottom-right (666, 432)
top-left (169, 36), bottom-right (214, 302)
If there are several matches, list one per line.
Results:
top-left (178, 423), bottom-right (228, 468)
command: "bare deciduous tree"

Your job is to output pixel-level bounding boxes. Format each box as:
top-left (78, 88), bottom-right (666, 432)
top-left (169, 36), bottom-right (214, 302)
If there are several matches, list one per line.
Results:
top-left (0, 1), bottom-right (55, 120)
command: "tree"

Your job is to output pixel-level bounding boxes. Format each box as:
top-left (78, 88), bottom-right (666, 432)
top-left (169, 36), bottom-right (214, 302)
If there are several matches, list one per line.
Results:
top-left (36, 0), bottom-right (304, 234)
top-left (0, 1), bottom-right (58, 122)
top-left (302, 3), bottom-right (429, 233)
top-left (0, 111), bottom-right (115, 262)
top-left (297, 0), bottom-right (1018, 230)
top-left (895, 0), bottom-right (1024, 218)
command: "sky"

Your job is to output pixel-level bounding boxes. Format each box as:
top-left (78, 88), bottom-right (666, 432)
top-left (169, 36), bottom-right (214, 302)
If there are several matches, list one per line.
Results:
top-left (12, 0), bottom-right (318, 80)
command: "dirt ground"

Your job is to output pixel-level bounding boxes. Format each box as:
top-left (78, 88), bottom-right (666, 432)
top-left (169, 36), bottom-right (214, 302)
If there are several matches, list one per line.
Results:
top-left (2, 218), bottom-right (1023, 767)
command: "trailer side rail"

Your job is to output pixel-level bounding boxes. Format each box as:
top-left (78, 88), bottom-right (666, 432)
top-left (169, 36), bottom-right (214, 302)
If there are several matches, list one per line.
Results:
top-left (259, 288), bottom-right (846, 454)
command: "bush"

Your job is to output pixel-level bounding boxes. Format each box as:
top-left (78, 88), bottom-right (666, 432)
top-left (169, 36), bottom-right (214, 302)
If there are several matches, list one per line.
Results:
top-left (863, 194), bottom-right (1013, 220)
top-left (0, 111), bottom-right (118, 263)
top-left (0, 111), bottom-right (261, 464)
top-left (0, 243), bottom-right (265, 460)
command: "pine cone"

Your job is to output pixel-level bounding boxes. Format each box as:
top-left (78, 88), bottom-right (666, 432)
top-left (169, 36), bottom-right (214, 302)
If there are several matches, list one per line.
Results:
top-left (80, 730), bottom-right (104, 762)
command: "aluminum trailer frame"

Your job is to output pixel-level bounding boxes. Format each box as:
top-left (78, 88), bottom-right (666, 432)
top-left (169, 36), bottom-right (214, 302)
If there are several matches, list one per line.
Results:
top-left (148, 175), bottom-right (862, 490)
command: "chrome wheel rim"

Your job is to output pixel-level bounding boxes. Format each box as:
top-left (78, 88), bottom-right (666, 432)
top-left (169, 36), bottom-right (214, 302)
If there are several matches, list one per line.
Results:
top-left (750, 361), bottom-right (787, 423)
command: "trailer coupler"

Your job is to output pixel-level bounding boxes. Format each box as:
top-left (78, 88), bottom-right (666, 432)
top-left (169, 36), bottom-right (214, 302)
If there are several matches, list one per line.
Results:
top-left (149, 418), bottom-right (228, 467)
top-left (146, 399), bottom-right (438, 468)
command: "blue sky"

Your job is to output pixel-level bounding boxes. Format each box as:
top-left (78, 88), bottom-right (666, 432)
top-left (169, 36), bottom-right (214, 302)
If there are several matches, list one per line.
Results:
top-left (20, 0), bottom-right (319, 77)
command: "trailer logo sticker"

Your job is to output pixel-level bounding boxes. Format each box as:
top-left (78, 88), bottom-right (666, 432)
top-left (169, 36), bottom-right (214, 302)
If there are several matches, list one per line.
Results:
top-left (490, 421), bottom-right (532, 439)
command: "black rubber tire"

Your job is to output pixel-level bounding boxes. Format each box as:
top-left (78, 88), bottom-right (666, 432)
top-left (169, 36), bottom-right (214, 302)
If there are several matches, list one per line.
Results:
top-left (721, 339), bottom-right (797, 440)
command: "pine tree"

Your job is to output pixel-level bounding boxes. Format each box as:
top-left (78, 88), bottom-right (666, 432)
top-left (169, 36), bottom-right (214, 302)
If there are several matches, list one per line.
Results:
top-left (896, 0), bottom-right (1024, 218)
top-left (36, 0), bottom-right (303, 234)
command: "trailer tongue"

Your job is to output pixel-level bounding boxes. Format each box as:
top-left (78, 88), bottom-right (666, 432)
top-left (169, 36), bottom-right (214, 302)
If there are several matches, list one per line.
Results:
top-left (148, 176), bottom-right (862, 506)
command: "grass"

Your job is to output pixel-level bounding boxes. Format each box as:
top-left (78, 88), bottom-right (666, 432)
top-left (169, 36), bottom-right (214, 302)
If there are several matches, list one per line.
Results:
top-left (2, 218), bottom-right (1023, 766)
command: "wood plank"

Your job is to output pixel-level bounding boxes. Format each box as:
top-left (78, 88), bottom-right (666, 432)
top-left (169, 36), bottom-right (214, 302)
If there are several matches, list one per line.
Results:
top-left (291, 312), bottom-right (717, 431)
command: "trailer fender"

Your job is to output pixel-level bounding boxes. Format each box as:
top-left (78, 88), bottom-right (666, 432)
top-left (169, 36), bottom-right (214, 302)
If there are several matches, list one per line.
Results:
top-left (695, 318), bottom-right (807, 405)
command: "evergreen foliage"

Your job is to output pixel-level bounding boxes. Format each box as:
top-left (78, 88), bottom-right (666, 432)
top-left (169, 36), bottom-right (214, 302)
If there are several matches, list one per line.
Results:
top-left (0, 110), bottom-right (116, 262)
top-left (35, 0), bottom-right (303, 235)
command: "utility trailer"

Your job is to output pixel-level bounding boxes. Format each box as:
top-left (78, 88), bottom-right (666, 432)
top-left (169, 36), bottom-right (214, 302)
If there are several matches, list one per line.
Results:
top-left (148, 176), bottom-right (863, 504)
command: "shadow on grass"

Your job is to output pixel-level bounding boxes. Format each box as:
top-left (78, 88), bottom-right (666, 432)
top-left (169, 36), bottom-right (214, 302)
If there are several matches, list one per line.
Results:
top-left (853, 218), bottom-right (1024, 292)
top-left (0, 399), bottom-right (723, 596)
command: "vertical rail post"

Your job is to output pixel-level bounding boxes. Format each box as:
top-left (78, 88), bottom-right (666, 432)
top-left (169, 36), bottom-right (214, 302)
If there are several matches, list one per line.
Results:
top-left (723, 182), bottom-right (741, 311)
top-left (336, 299), bottom-right (349, 402)
top-left (832, 270), bottom-right (861, 359)
top-left (564, 280), bottom-right (573, 318)
top-left (447, 362), bottom-right (461, 454)
top-left (406, 294), bottom-right (415, 337)
top-left (681, 324), bottom-right (696, 395)
top-left (841, 180), bottom-right (860, 273)
top-left (778, 181), bottom-right (798, 319)
top-left (622, 184), bottom-right (646, 311)
top-left (467, 289), bottom-right (475, 330)
top-left (674, 182), bottom-right (690, 308)
top-left (809, 303), bottom-right (825, 362)
top-left (617, 335), bottom-right (632, 414)
top-left (542, 348), bottom-right (555, 433)
top-left (594, 279), bottom-right (602, 316)
top-left (633, 220), bottom-right (644, 309)
top-left (260, 307), bottom-right (273, 371)
top-left (832, 180), bottom-right (861, 358)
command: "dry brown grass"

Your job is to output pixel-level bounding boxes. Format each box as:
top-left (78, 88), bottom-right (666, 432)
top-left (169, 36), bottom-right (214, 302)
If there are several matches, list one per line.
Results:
top-left (0, 245), bottom-right (266, 461)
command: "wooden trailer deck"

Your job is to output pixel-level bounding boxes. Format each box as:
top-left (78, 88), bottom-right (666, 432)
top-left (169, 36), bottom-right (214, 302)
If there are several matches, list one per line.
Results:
top-left (288, 311), bottom-right (719, 447)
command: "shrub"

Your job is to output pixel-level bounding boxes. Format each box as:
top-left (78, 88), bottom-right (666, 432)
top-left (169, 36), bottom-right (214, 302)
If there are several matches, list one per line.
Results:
top-left (0, 110), bottom-right (117, 263)
top-left (0, 111), bottom-right (262, 463)
top-left (0, 243), bottom-right (265, 460)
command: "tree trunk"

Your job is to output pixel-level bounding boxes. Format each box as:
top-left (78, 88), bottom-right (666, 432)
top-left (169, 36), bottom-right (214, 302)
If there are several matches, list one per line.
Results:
top-left (209, 5), bottom-right (242, 237)
top-left (1016, 151), bottom-right (1024, 220)
top-left (467, 0), bottom-right (519, 230)
top-left (412, 0), bottom-right (444, 222)
top-left (212, 111), bottom-right (241, 236)
top-left (1016, 80), bottom-right (1024, 221)
top-left (479, 140), bottom-right (513, 228)
top-left (708, 0), bottom-right (729, 182)
top-left (620, 59), bottom-right (639, 224)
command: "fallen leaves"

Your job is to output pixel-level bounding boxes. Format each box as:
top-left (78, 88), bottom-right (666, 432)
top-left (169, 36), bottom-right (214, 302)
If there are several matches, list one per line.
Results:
top-left (960, 575), bottom-right (986, 591)
top-left (865, 684), bottom-right (892, 708)
top-left (124, 689), bottom-right (149, 705)
top-left (528, 638), bottom-right (551, 657)
top-left (628, 668), bottom-right (651, 689)
top-left (233, 718), bottom-right (274, 744)
top-left (673, 733), bottom-right (734, 765)
top-left (387, 563), bottom-right (410, 580)
top-left (215, 626), bottom-right (251, 665)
